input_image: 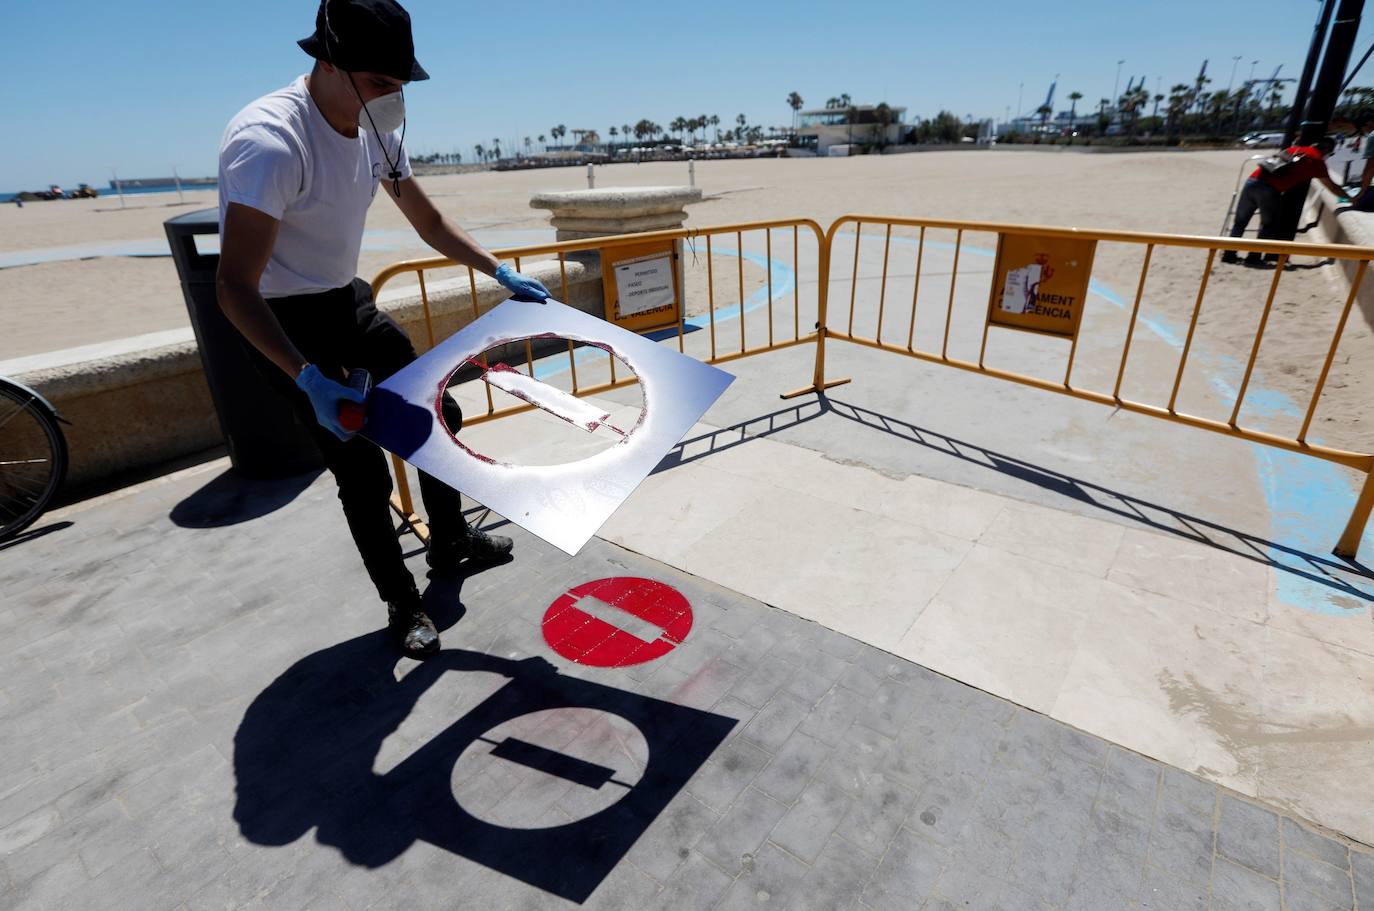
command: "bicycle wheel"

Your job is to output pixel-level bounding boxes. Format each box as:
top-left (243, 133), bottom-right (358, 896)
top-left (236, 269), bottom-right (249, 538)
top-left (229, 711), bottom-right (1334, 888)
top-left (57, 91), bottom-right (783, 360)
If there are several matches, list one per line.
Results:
top-left (0, 380), bottom-right (68, 541)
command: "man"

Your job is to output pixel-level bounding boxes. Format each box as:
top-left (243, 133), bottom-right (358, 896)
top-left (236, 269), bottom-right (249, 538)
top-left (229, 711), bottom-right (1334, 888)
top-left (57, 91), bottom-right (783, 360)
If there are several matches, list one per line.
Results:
top-left (216, 0), bottom-right (550, 658)
top-left (1347, 117), bottom-right (1374, 210)
top-left (1222, 136), bottom-right (1345, 265)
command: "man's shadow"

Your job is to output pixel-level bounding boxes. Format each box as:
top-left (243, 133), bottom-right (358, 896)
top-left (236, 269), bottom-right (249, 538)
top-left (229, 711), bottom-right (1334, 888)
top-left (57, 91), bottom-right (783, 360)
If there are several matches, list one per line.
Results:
top-left (232, 567), bottom-right (734, 904)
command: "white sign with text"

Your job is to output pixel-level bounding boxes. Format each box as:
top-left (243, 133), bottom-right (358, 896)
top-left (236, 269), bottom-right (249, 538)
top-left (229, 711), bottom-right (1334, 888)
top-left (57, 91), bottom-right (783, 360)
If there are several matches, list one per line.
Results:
top-left (613, 254), bottom-right (675, 317)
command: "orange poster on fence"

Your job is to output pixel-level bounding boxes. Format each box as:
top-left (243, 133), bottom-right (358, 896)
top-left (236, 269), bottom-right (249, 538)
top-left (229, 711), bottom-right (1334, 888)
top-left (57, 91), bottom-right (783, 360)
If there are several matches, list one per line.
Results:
top-left (986, 233), bottom-right (1097, 340)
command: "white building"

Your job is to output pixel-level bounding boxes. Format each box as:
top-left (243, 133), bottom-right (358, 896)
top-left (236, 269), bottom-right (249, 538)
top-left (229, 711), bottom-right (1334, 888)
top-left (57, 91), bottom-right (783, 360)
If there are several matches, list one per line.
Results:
top-left (796, 105), bottom-right (908, 154)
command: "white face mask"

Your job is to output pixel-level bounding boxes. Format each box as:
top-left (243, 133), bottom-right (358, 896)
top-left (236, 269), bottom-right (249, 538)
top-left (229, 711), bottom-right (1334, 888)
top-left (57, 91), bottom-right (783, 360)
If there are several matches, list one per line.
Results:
top-left (360, 89), bottom-right (405, 134)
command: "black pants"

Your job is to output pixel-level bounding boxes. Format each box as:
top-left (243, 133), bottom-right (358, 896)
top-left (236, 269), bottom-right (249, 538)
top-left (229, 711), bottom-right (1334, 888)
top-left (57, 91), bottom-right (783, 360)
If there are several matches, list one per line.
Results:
top-left (249, 278), bottom-right (466, 604)
top-left (1229, 178), bottom-right (1283, 245)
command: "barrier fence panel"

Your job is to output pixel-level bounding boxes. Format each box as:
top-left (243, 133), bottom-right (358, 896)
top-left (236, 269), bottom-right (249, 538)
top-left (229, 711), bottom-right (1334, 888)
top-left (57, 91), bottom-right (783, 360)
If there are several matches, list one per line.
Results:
top-left (801, 215), bottom-right (1374, 559)
top-left (369, 214), bottom-right (1374, 559)
top-left (369, 218), bottom-right (828, 539)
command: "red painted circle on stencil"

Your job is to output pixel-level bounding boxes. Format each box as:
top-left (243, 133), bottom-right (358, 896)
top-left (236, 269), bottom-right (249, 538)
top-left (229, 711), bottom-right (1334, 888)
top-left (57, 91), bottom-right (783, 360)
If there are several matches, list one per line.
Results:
top-left (542, 577), bottom-right (693, 667)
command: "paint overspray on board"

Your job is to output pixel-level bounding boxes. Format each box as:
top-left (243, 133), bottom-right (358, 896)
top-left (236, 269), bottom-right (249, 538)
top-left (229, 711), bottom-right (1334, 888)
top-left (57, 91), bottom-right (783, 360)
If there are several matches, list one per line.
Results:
top-left (365, 299), bottom-right (734, 555)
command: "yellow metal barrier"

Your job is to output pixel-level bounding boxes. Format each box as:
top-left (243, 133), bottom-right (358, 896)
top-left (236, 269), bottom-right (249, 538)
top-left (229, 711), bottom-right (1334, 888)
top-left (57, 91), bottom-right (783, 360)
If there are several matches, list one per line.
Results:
top-left (368, 213), bottom-right (1373, 559)
top-left (369, 218), bottom-right (828, 540)
top-left (794, 215), bottom-right (1374, 558)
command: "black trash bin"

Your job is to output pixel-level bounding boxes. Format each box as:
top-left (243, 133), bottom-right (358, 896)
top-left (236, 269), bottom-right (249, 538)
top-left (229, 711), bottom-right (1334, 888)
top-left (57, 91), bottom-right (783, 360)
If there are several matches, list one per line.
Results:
top-left (165, 208), bottom-right (322, 478)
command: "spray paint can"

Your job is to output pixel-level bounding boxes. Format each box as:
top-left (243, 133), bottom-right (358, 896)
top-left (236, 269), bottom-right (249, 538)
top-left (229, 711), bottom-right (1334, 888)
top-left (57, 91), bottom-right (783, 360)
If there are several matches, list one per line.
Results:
top-left (338, 368), bottom-right (372, 433)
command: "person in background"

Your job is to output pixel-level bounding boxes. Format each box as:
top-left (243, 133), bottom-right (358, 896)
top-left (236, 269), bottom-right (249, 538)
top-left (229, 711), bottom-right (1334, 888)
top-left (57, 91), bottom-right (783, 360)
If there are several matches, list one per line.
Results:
top-left (1223, 136), bottom-right (1344, 265)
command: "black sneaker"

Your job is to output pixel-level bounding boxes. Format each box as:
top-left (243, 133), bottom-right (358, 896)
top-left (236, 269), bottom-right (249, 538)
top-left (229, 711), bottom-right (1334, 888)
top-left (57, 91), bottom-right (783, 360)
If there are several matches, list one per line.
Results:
top-left (426, 527), bottom-right (514, 573)
top-left (387, 595), bottom-right (440, 657)
top-left (1220, 251), bottom-right (1241, 265)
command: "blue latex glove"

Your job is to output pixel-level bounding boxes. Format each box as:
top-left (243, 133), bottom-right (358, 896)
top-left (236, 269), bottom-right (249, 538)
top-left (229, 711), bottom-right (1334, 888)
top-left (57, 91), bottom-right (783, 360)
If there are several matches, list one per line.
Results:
top-left (295, 364), bottom-right (365, 441)
top-left (493, 263), bottom-right (550, 303)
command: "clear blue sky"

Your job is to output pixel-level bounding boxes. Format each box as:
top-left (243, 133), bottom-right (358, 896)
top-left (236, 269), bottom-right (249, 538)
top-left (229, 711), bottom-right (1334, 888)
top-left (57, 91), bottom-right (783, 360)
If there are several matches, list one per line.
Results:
top-left (4, 0), bottom-right (1373, 188)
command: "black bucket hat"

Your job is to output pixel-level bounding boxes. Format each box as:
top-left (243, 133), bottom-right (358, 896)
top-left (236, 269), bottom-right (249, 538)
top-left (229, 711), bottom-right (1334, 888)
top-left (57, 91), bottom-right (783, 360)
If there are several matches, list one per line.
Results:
top-left (298, 0), bottom-right (429, 82)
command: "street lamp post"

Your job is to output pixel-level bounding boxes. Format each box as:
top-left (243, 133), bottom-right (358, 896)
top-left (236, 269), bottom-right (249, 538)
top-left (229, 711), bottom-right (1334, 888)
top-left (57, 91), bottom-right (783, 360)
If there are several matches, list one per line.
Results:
top-left (1228, 55), bottom-right (1242, 93)
top-left (1113, 60), bottom-right (1125, 105)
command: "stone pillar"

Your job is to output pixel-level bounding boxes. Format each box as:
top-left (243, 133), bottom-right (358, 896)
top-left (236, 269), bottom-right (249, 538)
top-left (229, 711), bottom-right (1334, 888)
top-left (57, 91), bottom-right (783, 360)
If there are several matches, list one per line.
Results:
top-left (528, 186), bottom-right (703, 241)
top-left (529, 186), bottom-right (704, 312)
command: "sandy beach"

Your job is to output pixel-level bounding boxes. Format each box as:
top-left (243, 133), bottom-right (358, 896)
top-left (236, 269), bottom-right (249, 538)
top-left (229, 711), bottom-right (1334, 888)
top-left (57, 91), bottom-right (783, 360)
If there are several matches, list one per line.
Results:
top-left (1, 148), bottom-right (1370, 451)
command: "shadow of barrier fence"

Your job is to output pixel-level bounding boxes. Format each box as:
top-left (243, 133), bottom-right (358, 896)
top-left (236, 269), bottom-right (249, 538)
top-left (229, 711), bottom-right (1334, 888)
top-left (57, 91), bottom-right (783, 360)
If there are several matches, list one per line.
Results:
top-left (369, 215), bottom-right (1374, 560)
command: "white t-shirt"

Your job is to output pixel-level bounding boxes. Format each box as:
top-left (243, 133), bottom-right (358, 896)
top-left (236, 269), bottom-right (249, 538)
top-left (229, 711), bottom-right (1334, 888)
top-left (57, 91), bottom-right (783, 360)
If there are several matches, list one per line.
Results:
top-left (218, 75), bottom-right (411, 299)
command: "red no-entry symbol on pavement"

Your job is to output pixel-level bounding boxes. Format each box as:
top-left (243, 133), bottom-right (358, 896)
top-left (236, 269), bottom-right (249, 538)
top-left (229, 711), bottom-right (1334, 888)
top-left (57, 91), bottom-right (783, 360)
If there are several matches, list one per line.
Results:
top-left (542, 577), bottom-right (693, 667)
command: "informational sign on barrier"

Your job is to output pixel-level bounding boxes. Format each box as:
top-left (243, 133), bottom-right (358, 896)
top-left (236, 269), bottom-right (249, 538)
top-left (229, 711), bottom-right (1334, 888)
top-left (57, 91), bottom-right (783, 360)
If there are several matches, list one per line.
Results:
top-left (601, 239), bottom-right (681, 332)
top-left (364, 299), bottom-right (733, 555)
top-left (987, 232), bottom-right (1097, 339)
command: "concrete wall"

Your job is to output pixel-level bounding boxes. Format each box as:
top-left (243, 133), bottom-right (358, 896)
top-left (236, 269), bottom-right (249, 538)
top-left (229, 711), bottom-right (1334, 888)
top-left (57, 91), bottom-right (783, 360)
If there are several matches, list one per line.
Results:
top-left (1308, 186), bottom-right (1374, 336)
top-left (7, 261), bottom-right (601, 490)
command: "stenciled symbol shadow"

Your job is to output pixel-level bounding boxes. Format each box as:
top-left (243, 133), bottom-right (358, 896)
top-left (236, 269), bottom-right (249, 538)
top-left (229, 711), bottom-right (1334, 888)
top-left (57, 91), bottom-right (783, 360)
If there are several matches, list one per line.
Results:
top-left (232, 617), bottom-right (734, 903)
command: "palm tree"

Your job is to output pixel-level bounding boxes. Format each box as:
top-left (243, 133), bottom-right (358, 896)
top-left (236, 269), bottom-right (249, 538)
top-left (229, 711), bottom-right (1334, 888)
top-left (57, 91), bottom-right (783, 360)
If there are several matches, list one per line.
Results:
top-left (523, 136), bottom-right (531, 156)
top-left (1205, 89), bottom-right (1230, 134)
top-left (787, 92), bottom-right (804, 131)
top-left (1068, 91), bottom-right (1083, 124)
top-left (609, 125), bottom-right (618, 148)
top-left (474, 142), bottom-right (484, 163)
top-left (537, 133), bottom-right (546, 151)
top-left (736, 113), bottom-right (747, 140)
top-left (872, 102), bottom-right (893, 148)
top-left (1119, 86), bottom-right (1151, 139)
top-left (1036, 103), bottom-right (1053, 128)
top-left (670, 116), bottom-right (686, 143)
top-left (492, 138), bottom-right (501, 161)
top-left (1166, 84), bottom-right (1190, 137)
top-left (709, 114), bottom-right (720, 142)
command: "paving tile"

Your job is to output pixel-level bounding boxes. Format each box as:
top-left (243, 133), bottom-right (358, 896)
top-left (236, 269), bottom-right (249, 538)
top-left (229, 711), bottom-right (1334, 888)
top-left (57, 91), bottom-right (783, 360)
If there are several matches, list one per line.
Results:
top-left (1210, 856), bottom-right (1281, 911)
top-left (769, 776), bottom-right (854, 863)
top-left (1217, 795), bottom-right (1280, 879)
top-left (714, 840), bottom-right (811, 911)
top-left (793, 834), bottom-right (878, 911)
top-left (1282, 818), bottom-right (1351, 870)
top-left (1283, 884), bottom-right (1353, 911)
top-left (860, 826), bottom-right (947, 911)
top-left (696, 786), bottom-right (789, 875)
top-left (1353, 849), bottom-right (1374, 909)
top-left (834, 773), bottom-right (920, 857)
top-left (738, 691), bottom-right (811, 754)
top-left (728, 654), bottom-right (798, 708)
top-left (624, 792), bottom-right (720, 883)
top-left (1282, 848), bottom-right (1355, 910)
top-left (1097, 745), bottom-right (1162, 820)
top-left (781, 650), bottom-right (848, 704)
top-left (686, 737), bottom-right (771, 813)
top-left (1160, 764), bottom-right (1217, 817)
top-left (797, 684), bottom-right (870, 746)
top-left (1136, 862), bottom-right (1208, 910)
top-left (811, 722), bottom-right (894, 797)
top-left (1145, 797), bottom-right (1214, 887)
top-left (752, 730), bottom-right (832, 805)
top-left (647, 850), bottom-right (734, 911)
top-left (907, 770), bottom-right (982, 847)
